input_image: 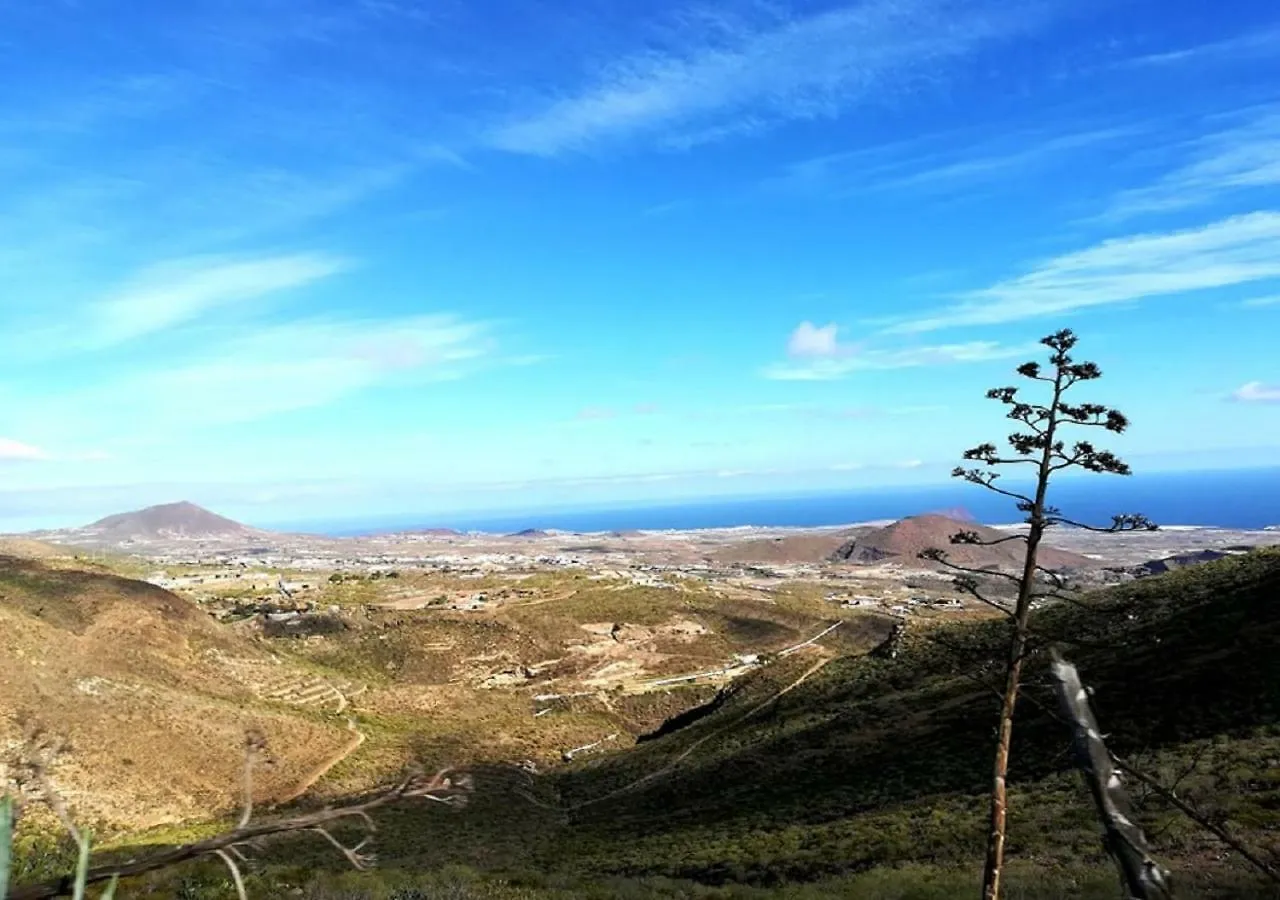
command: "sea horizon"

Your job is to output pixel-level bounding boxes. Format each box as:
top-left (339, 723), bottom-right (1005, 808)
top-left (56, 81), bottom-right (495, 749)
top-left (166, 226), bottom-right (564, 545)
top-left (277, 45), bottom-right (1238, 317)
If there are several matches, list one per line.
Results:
top-left (275, 466), bottom-right (1280, 537)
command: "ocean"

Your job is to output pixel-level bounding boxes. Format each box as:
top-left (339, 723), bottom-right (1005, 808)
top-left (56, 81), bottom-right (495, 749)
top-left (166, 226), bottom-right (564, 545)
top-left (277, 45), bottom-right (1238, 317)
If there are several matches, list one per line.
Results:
top-left (308, 466), bottom-right (1280, 536)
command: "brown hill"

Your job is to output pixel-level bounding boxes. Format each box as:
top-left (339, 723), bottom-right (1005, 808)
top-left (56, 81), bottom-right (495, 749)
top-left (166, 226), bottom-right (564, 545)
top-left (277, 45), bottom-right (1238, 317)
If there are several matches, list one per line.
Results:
top-left (81, 500), bottom-right (254, 540)
top-left (712, 527), bottom-right (874, 565)
top-left (829, 515), bottom-right (1092, 570)
top-left (0, 555), bottom-right (351, 828)
top-left (0, 536), bottom-right (69, 559)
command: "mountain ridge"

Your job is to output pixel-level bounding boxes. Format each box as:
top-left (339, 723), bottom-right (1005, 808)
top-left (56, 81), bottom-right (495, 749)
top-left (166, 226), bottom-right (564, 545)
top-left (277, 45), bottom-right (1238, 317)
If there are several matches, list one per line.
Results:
top-left (79, 501), bottom-right (256, 540)
top-left (829, 514), bottom-right (1092, 570)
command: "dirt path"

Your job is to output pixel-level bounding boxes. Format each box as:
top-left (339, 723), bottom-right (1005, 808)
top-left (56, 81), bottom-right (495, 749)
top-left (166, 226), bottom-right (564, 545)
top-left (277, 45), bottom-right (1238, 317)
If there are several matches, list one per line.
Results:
top-left (566, 649), bottom-right (837, 811)
top-left (274, 714), bottom-right (366, 806)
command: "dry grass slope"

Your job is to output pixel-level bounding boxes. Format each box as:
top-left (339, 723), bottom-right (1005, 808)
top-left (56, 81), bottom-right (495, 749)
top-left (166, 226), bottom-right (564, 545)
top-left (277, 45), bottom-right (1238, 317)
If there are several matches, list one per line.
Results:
top-left (0, 556), bottom-right (353, 829)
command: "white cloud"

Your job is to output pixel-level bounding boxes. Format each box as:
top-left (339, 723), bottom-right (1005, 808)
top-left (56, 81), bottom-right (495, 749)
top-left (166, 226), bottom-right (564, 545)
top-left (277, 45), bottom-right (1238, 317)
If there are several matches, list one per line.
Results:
top-left (1243, 294), bottom-right (1280, 308)
top-left (0, 438), bottom-right (50, 462)
top-left (763, 340), bottom-right (1033, 380)
top-left (91, 253), bottom-right (349, 346)
top-left (774, 125), bottom-right (1132, 197)
top-left (1106, 108), bottom-right (1280, 219)
top-left (1120, 26), bottom-right (1280, 69)
top-left (786, 321), bottom-right (850, 358)
top-left (487, 0), bottom-right (1050, 155)
top-left (889, 212), bottom-right (1280, 333)
top-left (48, 314), bottom-right (494, 427)
top-left (1232, 381), bottom-right (1280, 403)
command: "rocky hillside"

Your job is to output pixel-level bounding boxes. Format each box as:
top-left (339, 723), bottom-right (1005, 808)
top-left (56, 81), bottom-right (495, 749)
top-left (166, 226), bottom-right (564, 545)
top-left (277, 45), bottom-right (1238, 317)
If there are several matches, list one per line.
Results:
top-left (533, 549), bottom-right (1280, 890)
top-left (829, 514), bottom-right (1091, 570)
top-left (77, 501), bottom-right (256, 540)
top-left (0, 554), bottom-right (352, 828)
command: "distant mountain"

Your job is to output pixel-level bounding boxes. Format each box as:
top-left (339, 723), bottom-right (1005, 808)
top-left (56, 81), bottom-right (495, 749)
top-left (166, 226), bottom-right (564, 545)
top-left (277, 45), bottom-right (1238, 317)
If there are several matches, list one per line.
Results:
top-left (829, 514), bottom-right (1091, 570)
top-left (80, 501), bottom-right (255, 540)
top-left (509, 528), bottom-right (550, 538)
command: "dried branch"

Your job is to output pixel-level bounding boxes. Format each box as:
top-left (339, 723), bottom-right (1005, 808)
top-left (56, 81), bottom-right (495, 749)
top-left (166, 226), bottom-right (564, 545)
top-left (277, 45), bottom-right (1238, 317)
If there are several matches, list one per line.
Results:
top-left (213, 850), bottom-right (248, 900)
top-left (950, 530), bottom-right (1029, 549)
top-left (1034, 565), bottom-right (1069, 591)
top-left (7, 741), bottom-right (473, 900)
top-left (310, 826), bottom-right (376, 870)
top-left (951, 466), bottom-right (1036, 507)
top-left (928, 638), bottom-right (1280, 890)
top-left (1049, 652), bottom-right (1176, 898)
top-left (918, 550), bottom-right (1023, 587)
top-left (1044, 513), bottom-right (1158, 533)
top-left (1111, 758), bottom-right (1280, 886)
top-left (917, 560), bottom-right (1018, 620)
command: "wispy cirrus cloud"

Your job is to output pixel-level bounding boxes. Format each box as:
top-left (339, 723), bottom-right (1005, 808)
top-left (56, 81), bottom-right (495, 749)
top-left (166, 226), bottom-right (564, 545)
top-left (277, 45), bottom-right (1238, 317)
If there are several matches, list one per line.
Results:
top-left (1105, 107), bottom-right (1280, 219)
top-left (1242, 294), bottom-right (1280, 308)
top-left (1119, 25), bottom-right (1280, 69)
top-left (38, 314), bottom-right (496, 429)
top-left (90, 252), bottom-right (350, 346)
top-left (886, 212), bottom-right (1280, 333)
top-left (772, 124), bottom-right (1133, 197)
top-left (757, 320), bottom-right (1029, 378)
top-left (487, 0), bottom-right (1056, 156)
top-left (0, 437), bottom-right (107, 465)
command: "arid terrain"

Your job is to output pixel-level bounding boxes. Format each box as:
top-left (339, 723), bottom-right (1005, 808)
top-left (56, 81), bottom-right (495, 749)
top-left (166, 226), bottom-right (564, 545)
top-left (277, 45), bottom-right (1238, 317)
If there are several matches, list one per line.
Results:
top-left (5, 502), bottom-right (1276, 835)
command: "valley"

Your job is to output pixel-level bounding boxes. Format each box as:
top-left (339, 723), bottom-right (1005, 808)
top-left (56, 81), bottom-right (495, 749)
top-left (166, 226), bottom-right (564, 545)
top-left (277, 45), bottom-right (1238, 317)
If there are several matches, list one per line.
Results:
top-left (3, 503), bottom-right (1280, 897)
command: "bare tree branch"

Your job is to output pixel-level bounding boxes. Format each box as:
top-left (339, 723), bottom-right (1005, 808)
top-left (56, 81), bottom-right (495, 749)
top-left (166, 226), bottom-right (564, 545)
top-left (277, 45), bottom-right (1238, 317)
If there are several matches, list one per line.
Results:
top-left (951, 531), bottom-right (1030, 549)
top-left (310, 826), bottom-right (376, 870)
top-left (1111, 758), bottom-right (1280, 887)
top-left (919, 550), bottom-right (1023, 587)
top-left (214, 850), bottom-right (248, 900)
top-left (7, 757), bottom-right (473, 900)
top-left (1045, 513), bottom-right (1158, 533)
top-left (925, 641), bottom-right (1280, 890)
top-left (951, 466), bottom-right (1036, 507)
top-left (1049, 651), bottom-right (1175, 898)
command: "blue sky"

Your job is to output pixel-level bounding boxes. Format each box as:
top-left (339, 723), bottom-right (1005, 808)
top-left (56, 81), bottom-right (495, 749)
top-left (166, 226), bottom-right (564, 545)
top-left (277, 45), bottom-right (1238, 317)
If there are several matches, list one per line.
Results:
top-left (2, 0), bottom-right (1279, 530)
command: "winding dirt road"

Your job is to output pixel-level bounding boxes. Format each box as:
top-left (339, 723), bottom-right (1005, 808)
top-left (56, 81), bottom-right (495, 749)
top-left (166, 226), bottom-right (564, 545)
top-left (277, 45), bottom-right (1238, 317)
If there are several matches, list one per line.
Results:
top-left (567, 648), bottom-right (838, 811)
top-left (274, 714), bottom-right (366, 806)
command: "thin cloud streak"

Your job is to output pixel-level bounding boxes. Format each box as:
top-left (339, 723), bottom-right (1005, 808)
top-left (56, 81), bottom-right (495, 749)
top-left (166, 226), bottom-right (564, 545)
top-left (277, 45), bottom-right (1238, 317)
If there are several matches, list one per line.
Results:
top-left (772, 125), bottom-right (1133, 197)
top-left (888, 212), bottom-right (1280, 333)
top-left (487, 0), bottom-right (1054, 156)
top-left (1106, 107), bottom-right (1280, 220)
top-left (26, 314), bottom-right (496, 429)
top-left (91, 253), bottom-right (350, 346)
top-left (0, 437), bottom-right (50, 462)
top-left (762, 340), bottom-right (1034, 380)
top-left (1242, 294), bottom-right (1280, 308)
top-left (1120, 25), bottom-right (1280, 69)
